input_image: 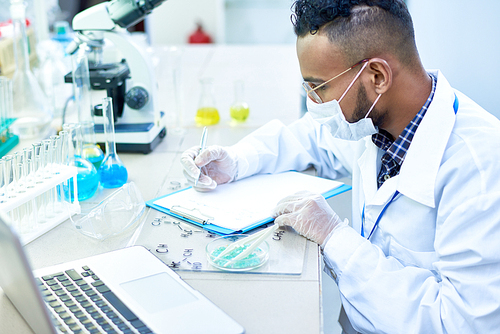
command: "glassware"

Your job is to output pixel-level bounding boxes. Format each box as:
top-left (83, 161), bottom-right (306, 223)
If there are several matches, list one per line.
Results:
top-left (2, 155), bottom-right (15, 198)
top-left (195, 78), bottom-right (220, 126)
top-left (9, 0), bottom-right (52, 139)
top-left (62, 123), bottom-right (99, 201)
top-left (81, 121), bottom-right (104, 170)
top-left (72, 48), bottom-right (93, 123)
top-left (229, 80), bottom-right (250, 123)
top-left (0, 159), bottom-right (5, 204)
top-left (98, 97), bottom-right (128, 188)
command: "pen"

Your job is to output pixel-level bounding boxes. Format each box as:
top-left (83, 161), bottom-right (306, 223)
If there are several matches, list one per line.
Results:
top-left (195, 126), bottom-right (208, 187)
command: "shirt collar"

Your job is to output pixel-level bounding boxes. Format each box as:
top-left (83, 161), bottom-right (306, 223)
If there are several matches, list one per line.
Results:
top-left (371, 73), bottom-right (437, 166)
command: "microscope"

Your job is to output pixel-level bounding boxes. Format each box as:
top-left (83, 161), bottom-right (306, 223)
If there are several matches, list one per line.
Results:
top-left (66, 0), bottom-right (168, 153)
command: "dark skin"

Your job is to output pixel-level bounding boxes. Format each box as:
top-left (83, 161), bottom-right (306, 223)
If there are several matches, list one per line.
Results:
top-left (297, 30), bottom-right (432, 140)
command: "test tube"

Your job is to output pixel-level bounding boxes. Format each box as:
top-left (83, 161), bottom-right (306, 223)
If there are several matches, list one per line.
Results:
top-left (2, 155), bottom-right (15, 198)
top-left (32, 142), bottom-right (44, 184)
top-left (0, 77), bottom-right (6, 129)
top-left (25, 157), bottom-right (38, 228)
top-left (23, 147), bottom-right (35, 188)
top-left (42, 139), bottom-right (53, 179)
top-left (0, 159), bottom-right (5, 204)
top-left (49, 135), bottom-right (62, 214)
top-left (14, 151), bottom-right (26, 193)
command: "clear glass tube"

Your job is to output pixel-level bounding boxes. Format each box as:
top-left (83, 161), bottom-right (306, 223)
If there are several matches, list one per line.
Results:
top-left (98, 97), bottom-right (128, 188)
top-left (14, 152), bottom-right (26, 193)
top-left (0, 159), bottom-right (5, 203)
top-left (10, 0), bottom-right (52, 139)
top-left (2, 155), bottom-right (15, 198)
top-left (42, 139), bottom-right (53, 179)
top-left (32, 142), bottom-right (44, 184)
top-left (71, 48), bottom-right (93, 123)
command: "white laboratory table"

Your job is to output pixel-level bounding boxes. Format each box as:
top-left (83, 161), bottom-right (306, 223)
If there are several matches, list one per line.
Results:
top-left (0, 44), bottom-right (351, 334)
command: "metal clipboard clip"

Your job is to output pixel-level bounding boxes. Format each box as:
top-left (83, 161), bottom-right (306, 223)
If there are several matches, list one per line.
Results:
top-left (170, 205), bottom-right (214, 225)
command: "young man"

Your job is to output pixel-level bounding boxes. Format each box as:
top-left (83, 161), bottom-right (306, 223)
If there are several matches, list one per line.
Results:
top-left (181, 1), bottom-right (500, 332)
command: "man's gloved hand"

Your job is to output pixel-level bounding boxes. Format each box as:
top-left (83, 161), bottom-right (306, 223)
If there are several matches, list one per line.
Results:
top-left (180, 145), bottom-right (238, 192)
top-left (271, 190), bottom-right (345, 246)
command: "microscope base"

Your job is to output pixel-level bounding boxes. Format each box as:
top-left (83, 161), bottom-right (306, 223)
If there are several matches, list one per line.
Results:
top-left (95, 123), bottom-right (167, 154)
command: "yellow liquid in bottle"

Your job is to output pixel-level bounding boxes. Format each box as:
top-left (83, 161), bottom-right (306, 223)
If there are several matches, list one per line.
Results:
top-left (195, 107), bottom-right (220, 126)
top-left (230, 104), bottom-right (250, 123)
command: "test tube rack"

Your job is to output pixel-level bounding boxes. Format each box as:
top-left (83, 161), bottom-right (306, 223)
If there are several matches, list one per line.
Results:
top-left (0, 118), bottom-right (19, 158)
top-left (0, 165), bottom-right (81, 245)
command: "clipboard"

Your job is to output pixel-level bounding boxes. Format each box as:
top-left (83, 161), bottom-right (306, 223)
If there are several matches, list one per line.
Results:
top-left (146, 171), bottom-right (351, 235)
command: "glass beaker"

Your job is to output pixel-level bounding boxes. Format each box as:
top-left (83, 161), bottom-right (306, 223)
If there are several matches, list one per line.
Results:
top-left (195, 78), bottom-right (220, 126)
top-left (10, 0), bottom-right (52, 139)
top-left (62, 123), bottom-right (99, 201)
top-left (229, 80), bottom-right (250, 123)
top-left (98, 97), bottom-right (128, 188)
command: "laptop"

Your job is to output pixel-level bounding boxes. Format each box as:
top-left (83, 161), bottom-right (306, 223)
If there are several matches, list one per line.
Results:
top-left (0, 212), bottom-right (245, 334)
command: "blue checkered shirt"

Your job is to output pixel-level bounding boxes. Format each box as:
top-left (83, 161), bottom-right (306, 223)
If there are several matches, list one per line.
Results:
top-left (372, 74), bottom-right (437, 188)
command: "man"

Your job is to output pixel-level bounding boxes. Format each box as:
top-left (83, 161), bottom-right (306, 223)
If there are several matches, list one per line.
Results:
top-left (181, 0), bottom-right (500, 332)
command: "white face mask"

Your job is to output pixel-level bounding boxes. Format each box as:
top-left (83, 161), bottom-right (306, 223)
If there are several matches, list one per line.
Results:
top-left (306, 62), bottom-right (381, 141)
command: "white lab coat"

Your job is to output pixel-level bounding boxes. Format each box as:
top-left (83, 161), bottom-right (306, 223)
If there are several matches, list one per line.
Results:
top-left (230, 70), bottom-right (500, 333)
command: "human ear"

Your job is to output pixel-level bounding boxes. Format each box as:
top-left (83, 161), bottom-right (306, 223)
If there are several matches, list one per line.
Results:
top-left (366, 58), bottom-right (392, 94)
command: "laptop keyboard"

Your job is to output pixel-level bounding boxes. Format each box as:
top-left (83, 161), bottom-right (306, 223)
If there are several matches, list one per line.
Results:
top-left (36, 266), bottom-right (154, 334)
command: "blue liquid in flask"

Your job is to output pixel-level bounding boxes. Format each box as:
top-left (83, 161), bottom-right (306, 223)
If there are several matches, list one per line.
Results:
top-left (98, 97), bottom-right (128, 189)
top-left (99, 161), bottom-right (128, 188)
top-left (63, 158), bottom-right (99, 201)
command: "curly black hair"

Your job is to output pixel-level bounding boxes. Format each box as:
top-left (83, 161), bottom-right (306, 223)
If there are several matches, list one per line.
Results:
top-left (291, 0), bottom-right (419, 68)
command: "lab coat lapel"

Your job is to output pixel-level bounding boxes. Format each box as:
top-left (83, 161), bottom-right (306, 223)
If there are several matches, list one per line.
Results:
top-left (357, 139), bottom-right (379, 203)
top-left (397, 70), bottom-right (457, 208)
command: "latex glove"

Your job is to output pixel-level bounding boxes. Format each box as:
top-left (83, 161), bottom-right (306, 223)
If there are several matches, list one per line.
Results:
top-left (272, 190), bottom-right (344, 246)
top-left (181, 145), bottom-right (238, 192)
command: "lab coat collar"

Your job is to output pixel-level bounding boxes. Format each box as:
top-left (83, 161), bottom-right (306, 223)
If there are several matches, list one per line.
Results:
top-left (395, 70), bottom-right (457, 208)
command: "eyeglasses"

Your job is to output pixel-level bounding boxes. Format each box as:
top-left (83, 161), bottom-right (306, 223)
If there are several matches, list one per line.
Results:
top-left (302, 59), bottom-right (370, 104)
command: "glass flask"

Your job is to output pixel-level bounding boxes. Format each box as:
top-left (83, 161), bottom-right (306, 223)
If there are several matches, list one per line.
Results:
top-left (229, 80), bottom-right (250, 123)
top-left (98, 97), bottom-right (128, 188)
top-left (71, 49), bottom-right (105, 170)
top-left (10, 0), bottom-right (52, 139)
top-left (81, 121), bottom-right (104, 170)
top-left (195, 78), bottom-right (220, 126)
top-left (62, 124), bottom-right (99, 201)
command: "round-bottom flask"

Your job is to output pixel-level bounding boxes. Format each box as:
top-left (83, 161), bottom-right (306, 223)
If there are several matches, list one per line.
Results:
top-left (61, 125), bottom-right (99, 201)
top-left (99, 155), bottom-right (128, 189)
top-left (98, 97), bottom-right (128, 188)
top-left (72, 158), bottom-right (100, 201)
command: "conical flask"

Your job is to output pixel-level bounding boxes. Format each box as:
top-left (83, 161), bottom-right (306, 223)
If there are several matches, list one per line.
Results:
top-left (98, 97), bottom-right (128, 188)
top-left (195, 78), bottom-right (219, 126)
top-left (10, 0), bottom-right (52, 138)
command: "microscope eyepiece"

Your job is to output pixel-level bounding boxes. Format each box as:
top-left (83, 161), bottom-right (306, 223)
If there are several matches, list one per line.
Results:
top-left (108, 0), bottom-right (167, 29)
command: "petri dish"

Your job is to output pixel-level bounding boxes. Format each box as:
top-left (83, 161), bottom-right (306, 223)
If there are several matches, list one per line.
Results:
top-left (206, 234), bottom-right (269, 272)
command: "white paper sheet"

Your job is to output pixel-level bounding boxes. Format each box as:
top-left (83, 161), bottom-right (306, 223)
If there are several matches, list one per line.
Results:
top-left (153, 172), bottom-right (343, 231)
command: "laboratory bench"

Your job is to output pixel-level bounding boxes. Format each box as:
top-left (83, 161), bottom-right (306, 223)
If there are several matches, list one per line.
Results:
top-left (0, 44), bottom-right (350, 333)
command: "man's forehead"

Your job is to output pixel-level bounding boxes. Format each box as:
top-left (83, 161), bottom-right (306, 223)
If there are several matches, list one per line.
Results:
top-left (296, 33), bottom-right (346, 77)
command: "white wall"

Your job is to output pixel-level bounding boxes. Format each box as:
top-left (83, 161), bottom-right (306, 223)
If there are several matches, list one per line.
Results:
top-left (407, 0), bottom-right (500, 119)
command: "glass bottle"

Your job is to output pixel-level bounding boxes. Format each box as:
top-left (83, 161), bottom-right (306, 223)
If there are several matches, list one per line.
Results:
top-left (10, 0), bottom-right (52, 139)
top-left (195, 78), bottom-right (220, 126)
top-left (229, 80), bottom-right (250, 123)
top-left (98, 97), bottom-right (128, 188)
top-left (71, 49), bottom-right (105, 170)
top-left (62, 123), bottom-right (99, 201)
